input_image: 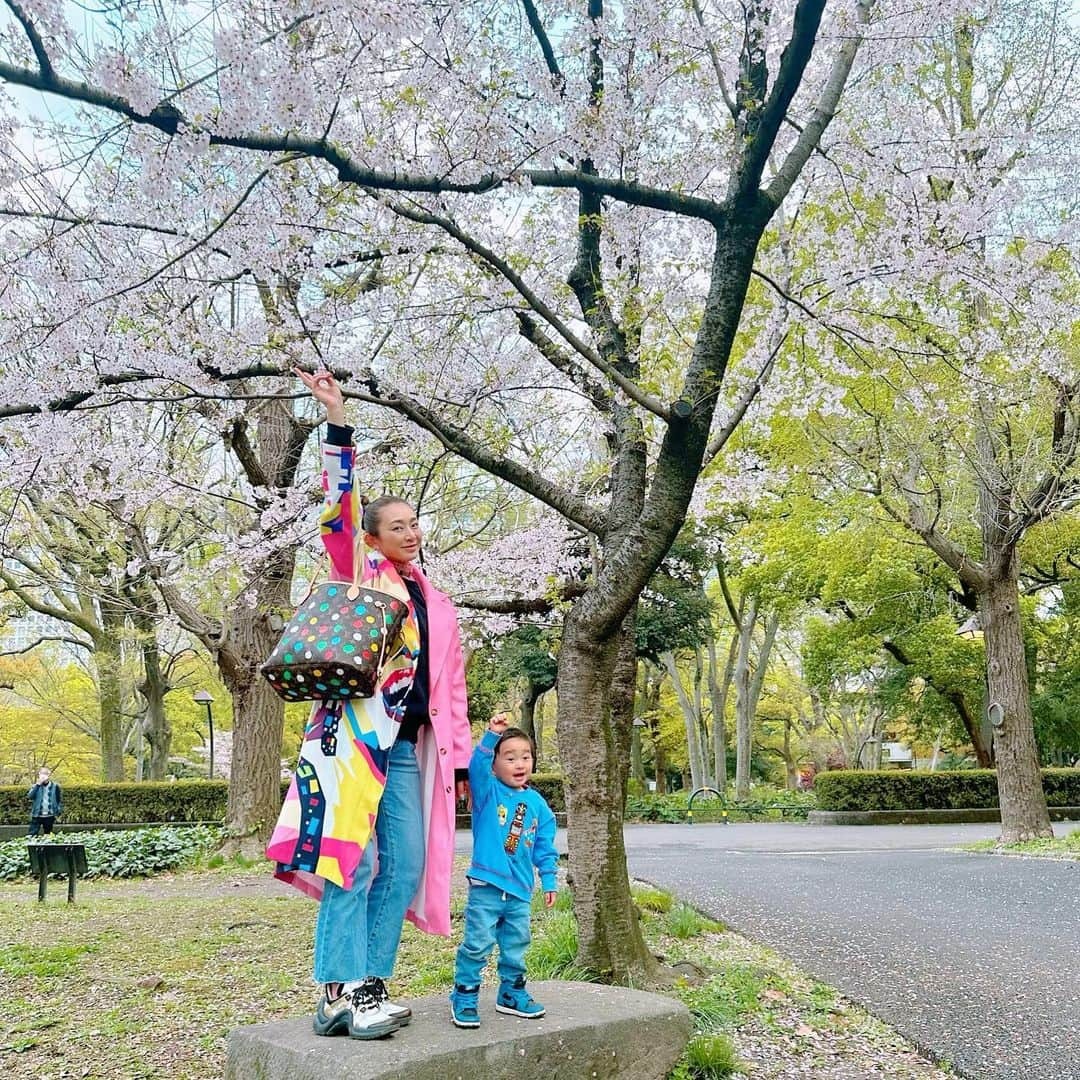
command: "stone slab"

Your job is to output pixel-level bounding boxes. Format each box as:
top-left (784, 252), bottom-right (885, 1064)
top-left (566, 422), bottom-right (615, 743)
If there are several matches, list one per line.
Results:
top-left (226, 980), bottom-right (691, 1080)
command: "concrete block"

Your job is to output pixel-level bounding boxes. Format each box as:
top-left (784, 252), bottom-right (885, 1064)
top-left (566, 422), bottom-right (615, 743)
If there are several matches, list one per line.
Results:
top-left (226, 980), bottom-right (691, 1080)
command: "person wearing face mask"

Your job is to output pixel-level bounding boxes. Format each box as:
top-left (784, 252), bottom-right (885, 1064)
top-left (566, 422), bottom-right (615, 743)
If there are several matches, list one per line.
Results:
top-left (449, 712), bottom-right (558, 1029)
top-left (267, 368), bottom-right (472, 1041)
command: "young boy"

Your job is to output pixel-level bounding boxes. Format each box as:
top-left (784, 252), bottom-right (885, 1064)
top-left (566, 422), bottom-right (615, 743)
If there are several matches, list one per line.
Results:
top-left (449, 713), bottom-right (558, 1028)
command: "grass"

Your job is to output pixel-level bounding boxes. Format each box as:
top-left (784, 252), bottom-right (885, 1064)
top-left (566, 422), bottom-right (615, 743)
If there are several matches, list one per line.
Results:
top-left (964, 830), bottom-right (1080, 859)
top-left (0, 863), bottom-right (954, 1080)
top-left (664, 903), bottom-right (725, 940)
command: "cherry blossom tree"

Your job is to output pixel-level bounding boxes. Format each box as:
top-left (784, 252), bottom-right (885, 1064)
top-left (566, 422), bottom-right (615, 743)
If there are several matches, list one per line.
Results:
top-left (0, 0), bottom-right (881, 978)
top-left (765, 0), bottom-right (1080, 840)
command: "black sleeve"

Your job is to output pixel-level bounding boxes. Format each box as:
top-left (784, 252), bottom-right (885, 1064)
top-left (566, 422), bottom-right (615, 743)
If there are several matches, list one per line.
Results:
top-left (325, 422), bottom-right (354, 446)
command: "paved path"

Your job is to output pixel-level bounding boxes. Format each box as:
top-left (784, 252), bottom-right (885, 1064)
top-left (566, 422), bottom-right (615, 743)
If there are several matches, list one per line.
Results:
top-left (622, 822), bottom-right (1080, 1080)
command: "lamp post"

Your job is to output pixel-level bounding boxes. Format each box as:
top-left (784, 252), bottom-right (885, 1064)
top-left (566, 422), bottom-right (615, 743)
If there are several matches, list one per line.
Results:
top-left (193, 690), bottom-right (215, 779)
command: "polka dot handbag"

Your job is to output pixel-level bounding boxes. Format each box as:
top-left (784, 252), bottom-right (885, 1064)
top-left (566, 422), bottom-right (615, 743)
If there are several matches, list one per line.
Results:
top-left (260, 571), bottom-right (409, 703)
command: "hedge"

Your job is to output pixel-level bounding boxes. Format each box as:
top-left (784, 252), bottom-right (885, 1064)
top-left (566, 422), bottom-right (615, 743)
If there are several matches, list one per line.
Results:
top-left (1, 773), bottom-right (568, 826)
top-left (813, 768), bottom-right (1080, 812)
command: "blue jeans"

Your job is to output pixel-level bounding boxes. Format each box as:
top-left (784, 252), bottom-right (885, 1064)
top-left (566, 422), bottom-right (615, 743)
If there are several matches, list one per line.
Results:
top-left (454, 881), bottom-right (532, 989)
top-left (313, 739), bottom-right (425, 984)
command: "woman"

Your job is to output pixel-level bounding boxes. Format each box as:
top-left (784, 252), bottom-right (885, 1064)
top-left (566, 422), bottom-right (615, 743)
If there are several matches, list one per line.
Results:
top-left (266, 368), bottom-right (472, 1039)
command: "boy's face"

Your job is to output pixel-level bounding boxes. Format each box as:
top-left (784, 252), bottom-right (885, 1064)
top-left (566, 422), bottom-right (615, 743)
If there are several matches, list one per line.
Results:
top-left (493, 736), bottom-right (534, 789)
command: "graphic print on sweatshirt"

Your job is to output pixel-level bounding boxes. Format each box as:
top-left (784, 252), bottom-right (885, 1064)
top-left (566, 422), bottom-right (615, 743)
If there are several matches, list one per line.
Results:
top-left (504, 801), bottom-right (528, 854)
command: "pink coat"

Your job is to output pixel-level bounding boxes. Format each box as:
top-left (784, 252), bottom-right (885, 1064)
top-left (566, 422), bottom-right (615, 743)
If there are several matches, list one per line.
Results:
top-left (269, 440), bottom-right (471, 937)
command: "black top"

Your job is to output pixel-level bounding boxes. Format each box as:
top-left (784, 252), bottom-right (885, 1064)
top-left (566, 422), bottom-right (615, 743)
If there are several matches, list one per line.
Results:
top-left (396, 575), bottom-right (431, 744)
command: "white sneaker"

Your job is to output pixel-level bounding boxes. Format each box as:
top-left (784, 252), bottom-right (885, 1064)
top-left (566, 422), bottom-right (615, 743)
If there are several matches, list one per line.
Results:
top-left (362, 977), bottom-right (412, 1025)
top-left (346, 984), bottom-right (401, 1039)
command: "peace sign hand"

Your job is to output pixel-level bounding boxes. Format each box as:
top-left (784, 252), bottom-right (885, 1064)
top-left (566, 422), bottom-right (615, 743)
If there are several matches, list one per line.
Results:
top-left (294, 367), bottom-right (346, 425)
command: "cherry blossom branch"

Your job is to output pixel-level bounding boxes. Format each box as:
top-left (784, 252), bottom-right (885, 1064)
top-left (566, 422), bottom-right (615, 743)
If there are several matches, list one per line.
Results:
top-left (0, 63), bottom-right (725, 222)
top-left (520, 0), bottom-right (563, 88)
top-left (765, 0), bottom-right (874, 207)
top-left (354, 369), bottom-right (607, 536)
top-left (372, 192), bottom-right (671, 420)
top-left (690, 0), bottom-right (737, 118)
top-left (733, 0), bottom-right (828, 200)
top-left (515, 312), bottom-right (612, 413)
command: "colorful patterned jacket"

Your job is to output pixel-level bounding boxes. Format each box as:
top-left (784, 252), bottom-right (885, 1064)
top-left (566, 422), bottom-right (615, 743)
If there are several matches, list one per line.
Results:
top-left (266, 438), bottom-right (471, 936)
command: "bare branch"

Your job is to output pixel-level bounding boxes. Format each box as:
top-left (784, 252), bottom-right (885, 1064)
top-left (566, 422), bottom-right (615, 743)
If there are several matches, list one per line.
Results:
top-left (520, 0), bottom-right (563, 88)
top-left (0, 634), bottom-right (91, 656)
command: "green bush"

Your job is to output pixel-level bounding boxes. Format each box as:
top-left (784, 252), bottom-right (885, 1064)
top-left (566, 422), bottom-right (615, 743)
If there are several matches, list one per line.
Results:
top-left (0, 825), bottom-right (221, 880)
top-left (626, 787), bottom-right (815, 822)
top-left (529, 773), bottom-right (565, 812)
top-left (2, 773), bottom-right (565, 826)
top-left (814, 768), bottom-right (1080, 811)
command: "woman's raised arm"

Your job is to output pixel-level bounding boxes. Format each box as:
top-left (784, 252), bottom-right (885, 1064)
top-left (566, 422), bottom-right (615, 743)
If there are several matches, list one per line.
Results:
top-left (296, 368), bottom-right (358, 580)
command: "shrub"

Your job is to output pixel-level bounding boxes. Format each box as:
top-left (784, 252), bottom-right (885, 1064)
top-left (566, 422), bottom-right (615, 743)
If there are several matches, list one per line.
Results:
top-left (632, 885), bottom-right (675, 913)
top-left (813, 768), bottom-right (1080, 811)
top-left (529, 773), bottom-right (564, 812)
top-left (2, 773), bottom-right (566, 827)
top-left (0, 825), bottom-right (221, 880)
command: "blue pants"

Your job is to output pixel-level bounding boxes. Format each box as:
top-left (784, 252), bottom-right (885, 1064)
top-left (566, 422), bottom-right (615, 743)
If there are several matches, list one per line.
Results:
top-left (454, 881), bottom-right (532, 989)
top-left (313, 739), bottom-right (425, 984)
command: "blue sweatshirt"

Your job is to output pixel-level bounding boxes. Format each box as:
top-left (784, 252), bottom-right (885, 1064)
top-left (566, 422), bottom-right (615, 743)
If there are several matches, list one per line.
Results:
top-left (466, 730), bottom-right (558, 901)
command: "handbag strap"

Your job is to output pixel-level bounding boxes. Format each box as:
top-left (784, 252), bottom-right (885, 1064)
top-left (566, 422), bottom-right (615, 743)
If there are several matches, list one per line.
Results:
top-left (297, 529), bottom-right (370, 605)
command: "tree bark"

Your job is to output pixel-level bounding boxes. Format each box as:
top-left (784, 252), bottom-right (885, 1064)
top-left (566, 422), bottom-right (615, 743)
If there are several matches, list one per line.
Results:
top-left (983, 565), bottom-right (1052, 841)
top-left (708, 633), bottom-right (737, 790)
top-left (660, 651), bottom-right (705, 791)
top-left (95, 593), bottom-right (128, 782)
top-left (733, 598), bottom-right (758, 799)
top-left (129, 576), bottom-right (172, 780)
top-left (557, 610), bottom-right (657, 982)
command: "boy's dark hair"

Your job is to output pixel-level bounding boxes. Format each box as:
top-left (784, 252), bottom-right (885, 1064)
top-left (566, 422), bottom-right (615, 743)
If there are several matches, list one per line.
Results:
top-left (495, 726), bottom-right (537, 770)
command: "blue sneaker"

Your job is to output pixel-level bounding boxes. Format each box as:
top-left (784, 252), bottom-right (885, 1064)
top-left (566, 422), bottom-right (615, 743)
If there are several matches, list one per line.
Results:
top-left (449, 984), bottom-right (481, 1028)
top-left (495, 977), bottom-right (545, 1019)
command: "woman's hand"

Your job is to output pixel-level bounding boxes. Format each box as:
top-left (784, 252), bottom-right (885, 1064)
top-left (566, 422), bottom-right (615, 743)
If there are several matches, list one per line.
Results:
top-left (294, 366), bottom-right (346, 426)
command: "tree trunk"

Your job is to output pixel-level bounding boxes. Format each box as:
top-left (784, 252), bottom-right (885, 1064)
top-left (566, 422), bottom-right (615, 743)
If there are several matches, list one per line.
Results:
top-left (733, 599), bottom-right (758, 799)
top-left (660, 651), bottom-right (705, 791)
top-left (139, 641), bottom-right (172, 781)
top-left (630, 662), bottom-right (647, 789)
top-left (643, 665), bottom-right (667, 795)
top-left (95, 595), bottom-right (128, 782)
top-left (534, 691), bottom-right (545, 767)
top-left (782, 717), bottom-right (798, 789)
top-left (708, 633), bottom-right (736, 791)
top-left (130, 579), bottom-right (172, 780)
top-left (983, 566), bottom-right (1052, 842)
top-left (519, 681), bottom-right (541, 740)
top-left (557, 611), bottom-right (657, 982)
top-left (216, 591), bottom-right (287, 852)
